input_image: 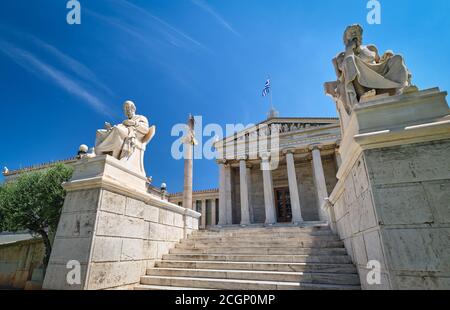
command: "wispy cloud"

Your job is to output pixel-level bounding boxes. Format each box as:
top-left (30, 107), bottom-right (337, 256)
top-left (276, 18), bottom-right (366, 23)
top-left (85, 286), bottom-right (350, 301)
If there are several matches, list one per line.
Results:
top-left (191, 0), bottom-right (241, 37)
top-left (109, 0), bottom-right (208, 51)
top-left (28, 35), bottom-right (115, 97)
top-left (0, 24), bottom-right (114, 97)
top-left (0, 40), bottom-right (113, 117)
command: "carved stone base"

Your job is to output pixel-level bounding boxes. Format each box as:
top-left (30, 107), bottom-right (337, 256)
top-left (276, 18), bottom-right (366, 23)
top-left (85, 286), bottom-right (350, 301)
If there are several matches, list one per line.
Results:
top-left (42, 156), bottom-right (200, 290)
top-left (327, 87), bottom-right (450, 289)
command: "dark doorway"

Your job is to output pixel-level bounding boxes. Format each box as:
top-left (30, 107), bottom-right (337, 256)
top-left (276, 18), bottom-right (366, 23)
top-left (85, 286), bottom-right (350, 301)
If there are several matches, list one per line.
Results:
top-left (274, 188), bottom-right (292, 223)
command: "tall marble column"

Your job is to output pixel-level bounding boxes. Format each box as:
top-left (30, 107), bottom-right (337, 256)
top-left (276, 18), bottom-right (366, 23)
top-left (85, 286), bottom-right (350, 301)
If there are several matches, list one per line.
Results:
top-left (310, 145), bottom-right (329, 221)
top-left (261, 154), bottom-right (277, 225)
top-left (239, 160), bottom-right (251, 226)
top-left (246, 165), bottom-right (254, 223)
top-left (211, 199), bottom-right (217, 226)
top-left (285, 151), bottom-right (303, 224)
top-left (218, 162), bottom-right (227, 226)
top-left (182, 115), bottom-right (195, 210)
top-left (200, 199), bottom-right (206, 229)
top-left (224, 164), bottom-right (233, 225)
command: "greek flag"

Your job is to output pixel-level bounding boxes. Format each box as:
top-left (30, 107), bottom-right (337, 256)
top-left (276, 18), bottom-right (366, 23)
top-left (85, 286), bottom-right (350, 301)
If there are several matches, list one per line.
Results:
top-left (262, 79), bottom-right (271, 97)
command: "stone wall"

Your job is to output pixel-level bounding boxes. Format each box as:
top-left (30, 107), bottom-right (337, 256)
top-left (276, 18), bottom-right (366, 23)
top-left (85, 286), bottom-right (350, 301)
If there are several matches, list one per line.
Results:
top-left (365, 140), bottom-right (450, 289)
top-left (0, 239), bottom-right (44, 289)
top-left (43, 155), bottom-right (200, 290)
top-left (330, 139), bottom-right (450, 289)
top-left (330, 153), bottom-right (388, 289)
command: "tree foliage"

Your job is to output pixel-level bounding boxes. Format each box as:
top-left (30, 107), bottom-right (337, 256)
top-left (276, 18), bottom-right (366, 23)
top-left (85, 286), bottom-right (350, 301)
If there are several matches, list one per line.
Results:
top-left (0, 163), bottom-right (73, 270)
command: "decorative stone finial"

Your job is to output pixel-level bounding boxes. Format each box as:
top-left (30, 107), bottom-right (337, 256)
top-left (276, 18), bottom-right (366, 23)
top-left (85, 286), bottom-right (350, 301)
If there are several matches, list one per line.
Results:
top-left (77, 144), bottom-right (90, 159)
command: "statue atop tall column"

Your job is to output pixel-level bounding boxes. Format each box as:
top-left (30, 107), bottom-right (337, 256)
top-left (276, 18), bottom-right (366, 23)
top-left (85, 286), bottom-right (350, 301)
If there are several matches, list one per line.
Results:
top-left (94, 100), bottom-right (156, 176)
top-left (325, 24), bottom-right (418, 119)
top-left (182, 115), bottom-right (197, 210)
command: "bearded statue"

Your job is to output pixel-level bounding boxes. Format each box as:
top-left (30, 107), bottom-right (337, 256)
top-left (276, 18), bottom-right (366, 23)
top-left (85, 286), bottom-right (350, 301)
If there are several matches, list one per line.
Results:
top-left (325, 24), bottom-right (418, 118)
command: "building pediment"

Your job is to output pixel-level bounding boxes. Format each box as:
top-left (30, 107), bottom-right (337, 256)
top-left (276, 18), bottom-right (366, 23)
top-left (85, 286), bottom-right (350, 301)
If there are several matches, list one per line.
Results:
top-left (216, 117), bottom-right (339, 148)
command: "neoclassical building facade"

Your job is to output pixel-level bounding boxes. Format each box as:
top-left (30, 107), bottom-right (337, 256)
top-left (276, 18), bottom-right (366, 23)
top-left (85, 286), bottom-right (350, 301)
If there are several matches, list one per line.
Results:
top-left (213, 116), bottom-right (342, 227)
top-left (3, 115), bottom-right (343, 231)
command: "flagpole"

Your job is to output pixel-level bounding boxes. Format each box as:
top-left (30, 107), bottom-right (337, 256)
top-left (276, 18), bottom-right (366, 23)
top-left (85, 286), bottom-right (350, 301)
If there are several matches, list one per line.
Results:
top-left (270, 84), bottom-right (273, 111)
top-left (268, 75), bottom-right (273, 112)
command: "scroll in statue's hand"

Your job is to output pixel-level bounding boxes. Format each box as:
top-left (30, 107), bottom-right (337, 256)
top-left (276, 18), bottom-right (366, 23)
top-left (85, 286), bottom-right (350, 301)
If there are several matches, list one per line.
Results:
top-left (123, 119), bottom-right (137, 127)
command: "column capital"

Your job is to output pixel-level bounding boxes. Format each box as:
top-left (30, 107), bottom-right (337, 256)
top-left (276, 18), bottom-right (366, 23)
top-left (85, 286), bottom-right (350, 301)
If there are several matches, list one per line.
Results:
top-left (282, 148), bottom-right (297, 155)
top-left (260, 152), bottom-right (271, 162)
top-left (308, 144), bottom-right (324, 152)
top-left (238, 155), bottom-right (249, 161)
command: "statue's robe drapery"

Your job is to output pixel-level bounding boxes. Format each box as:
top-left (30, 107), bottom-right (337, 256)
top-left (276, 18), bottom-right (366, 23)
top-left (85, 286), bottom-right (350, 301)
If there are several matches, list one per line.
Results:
top-left (336, 45), bottom-right (410, 112)
top-left (343, 48), bottom-right (408, 89)
top-left (95, 115), bottom-right (149, 159)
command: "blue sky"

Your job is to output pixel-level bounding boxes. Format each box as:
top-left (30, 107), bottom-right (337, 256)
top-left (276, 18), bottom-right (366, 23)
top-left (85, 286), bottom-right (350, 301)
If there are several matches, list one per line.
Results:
top-left (1, 0), bottom-right (449, 192)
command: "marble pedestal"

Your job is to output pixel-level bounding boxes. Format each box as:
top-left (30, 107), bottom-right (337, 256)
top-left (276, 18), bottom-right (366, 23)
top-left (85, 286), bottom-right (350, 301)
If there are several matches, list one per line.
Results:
top-left (327, 88), bottom-right (450, 290)
top-left (42, 155), bottom-right (200, 290)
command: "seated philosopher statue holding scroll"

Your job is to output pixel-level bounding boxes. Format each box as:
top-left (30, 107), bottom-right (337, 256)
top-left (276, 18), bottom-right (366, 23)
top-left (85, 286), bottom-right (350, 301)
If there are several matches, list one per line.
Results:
top-left (94, 100), bottom-right (156, 176)
top-left (326, 24), bottom-right (418, 116)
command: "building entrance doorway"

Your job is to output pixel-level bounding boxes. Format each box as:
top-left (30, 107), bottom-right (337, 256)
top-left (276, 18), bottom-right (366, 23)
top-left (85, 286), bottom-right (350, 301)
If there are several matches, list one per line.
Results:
top-left (274, 188), bottom-right (292, 223)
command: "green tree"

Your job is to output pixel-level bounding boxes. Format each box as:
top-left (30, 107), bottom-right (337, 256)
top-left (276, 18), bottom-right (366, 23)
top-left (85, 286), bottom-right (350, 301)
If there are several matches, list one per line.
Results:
top-left (0, 164), bottom-right (73, 272)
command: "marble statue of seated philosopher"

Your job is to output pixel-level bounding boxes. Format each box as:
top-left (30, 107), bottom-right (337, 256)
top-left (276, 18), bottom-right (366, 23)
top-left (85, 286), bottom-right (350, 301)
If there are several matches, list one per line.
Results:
top-left (94, 100), bottom-right (155, 176)
top-left (330, 24), bottom-right (417, 114)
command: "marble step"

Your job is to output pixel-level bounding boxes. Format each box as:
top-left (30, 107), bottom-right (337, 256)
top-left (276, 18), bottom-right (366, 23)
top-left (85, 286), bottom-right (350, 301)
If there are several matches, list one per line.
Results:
top-left (154, 260), bottom-right (358, 274)
top-left (193, 229), bottom-right (334, 238)
top-left (140, 275), bottom-right (360, 290)
top-left (188, 235), bottom-right (340, 242)
top-left (170, 247), bottom-right (347, 256)
top-left (135, 284), bottom-right (213, 290)
top-left (162, 254), bottom-right (352, 264)
top-left (204, 223), bottom-right (329, 233)
top-left (180, 240), bottom-right (344, 248)
top-left (146, 268), bottom-right (360, 285)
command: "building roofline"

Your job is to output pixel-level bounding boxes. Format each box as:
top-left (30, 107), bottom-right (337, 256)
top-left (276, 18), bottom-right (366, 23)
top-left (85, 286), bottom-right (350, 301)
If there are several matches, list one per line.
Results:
top-left (2, 157), bottom-right (78, 177)
top-left (169, 188), bottom-right (219, 197)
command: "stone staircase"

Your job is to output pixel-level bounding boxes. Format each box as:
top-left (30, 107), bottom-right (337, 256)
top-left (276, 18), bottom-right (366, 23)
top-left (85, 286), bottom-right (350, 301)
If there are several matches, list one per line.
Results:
top-left (135, 224), bottom-right (360, 290)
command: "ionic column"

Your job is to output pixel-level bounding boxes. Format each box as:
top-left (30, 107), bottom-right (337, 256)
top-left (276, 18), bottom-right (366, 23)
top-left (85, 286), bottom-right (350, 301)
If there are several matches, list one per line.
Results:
top-left (201, 199), bottom-right (207, 229)
top-left (285, 151), bottom-right (303, 224)
top-left (261, 154), bottom-right (277, 225)
top-left (310, 145), bottom-right (329, 221)
top-left (224, 164), bottom-right (233, 225)
top-left (246, 165), bottom-right (254, 223)
top-left (218, 163), bottom-right (227, 226)
top-left (211, 199), bottom-right (217, 226)
top-left (239, 160), bottom-right (251, 226)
